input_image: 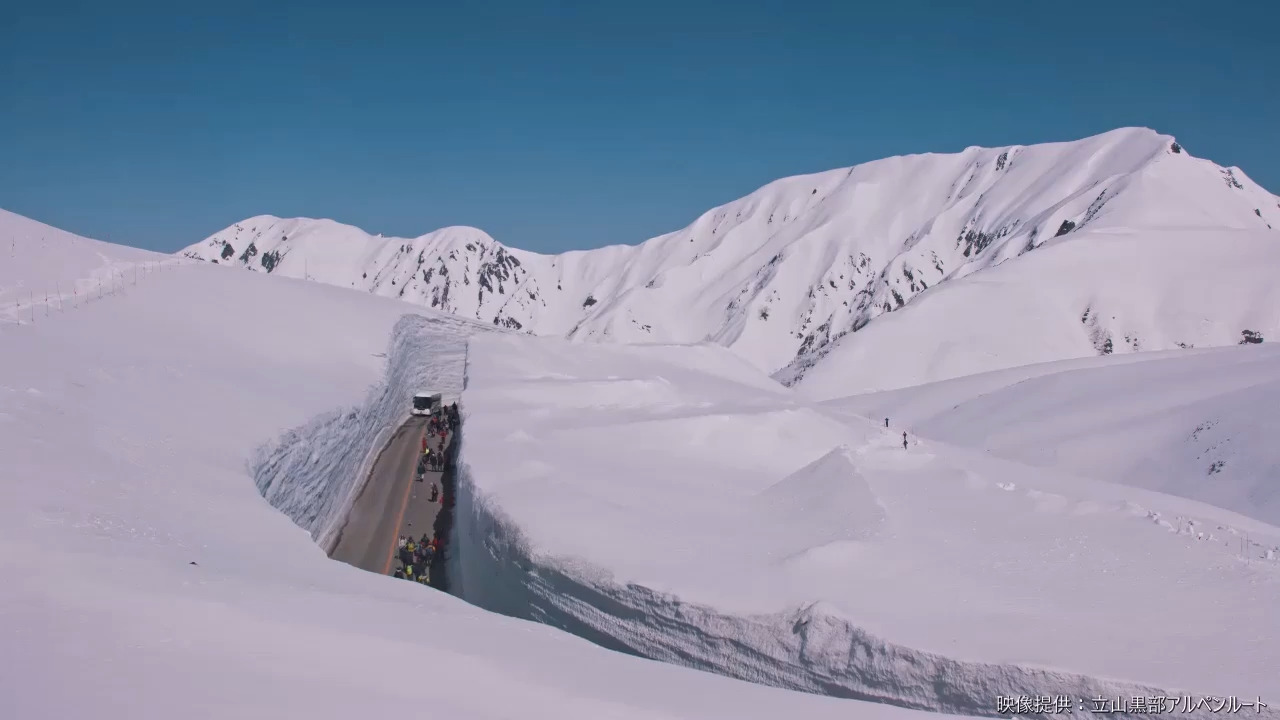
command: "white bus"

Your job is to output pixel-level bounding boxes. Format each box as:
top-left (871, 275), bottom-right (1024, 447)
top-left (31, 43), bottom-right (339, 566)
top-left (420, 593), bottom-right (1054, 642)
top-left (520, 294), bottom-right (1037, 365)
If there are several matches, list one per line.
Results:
top-left (411, 392), bottom-right (442, 416)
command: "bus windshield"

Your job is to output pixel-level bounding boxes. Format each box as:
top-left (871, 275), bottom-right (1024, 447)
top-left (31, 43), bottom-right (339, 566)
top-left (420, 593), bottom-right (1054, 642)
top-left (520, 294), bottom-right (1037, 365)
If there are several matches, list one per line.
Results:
top-left (412, 396), bottom-right (433, 410)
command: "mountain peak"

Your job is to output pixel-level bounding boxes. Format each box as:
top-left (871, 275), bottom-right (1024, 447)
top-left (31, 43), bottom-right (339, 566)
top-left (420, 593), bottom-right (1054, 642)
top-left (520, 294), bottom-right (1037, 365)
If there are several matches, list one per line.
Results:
top-left (180, 128), bottom-right (1279, 384)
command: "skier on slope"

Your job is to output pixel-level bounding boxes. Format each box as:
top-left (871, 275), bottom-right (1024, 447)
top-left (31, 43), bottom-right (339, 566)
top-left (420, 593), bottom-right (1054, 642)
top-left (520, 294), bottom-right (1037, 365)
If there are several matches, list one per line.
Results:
top-left (903, 431), bottom-right (908, 450)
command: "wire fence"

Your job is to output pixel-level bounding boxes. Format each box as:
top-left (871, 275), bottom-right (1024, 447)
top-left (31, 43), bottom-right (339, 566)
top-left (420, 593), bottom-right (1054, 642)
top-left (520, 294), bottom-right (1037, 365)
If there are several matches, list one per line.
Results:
top-left (1, 255), bottom-right (189, 327)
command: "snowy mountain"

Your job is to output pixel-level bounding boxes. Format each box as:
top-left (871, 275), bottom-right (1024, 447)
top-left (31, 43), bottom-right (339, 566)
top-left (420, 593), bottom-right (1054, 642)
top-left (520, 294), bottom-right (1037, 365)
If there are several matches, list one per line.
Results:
top-left (181, 127), bottom-right (1280, 390)
top-left (8, 207), bottom-right (1280, 718)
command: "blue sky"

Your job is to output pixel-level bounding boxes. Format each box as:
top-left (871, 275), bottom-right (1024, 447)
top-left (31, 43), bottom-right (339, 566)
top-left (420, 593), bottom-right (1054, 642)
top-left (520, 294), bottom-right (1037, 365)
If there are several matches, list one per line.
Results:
top-left (2, 1), bottom-right (1276, 253)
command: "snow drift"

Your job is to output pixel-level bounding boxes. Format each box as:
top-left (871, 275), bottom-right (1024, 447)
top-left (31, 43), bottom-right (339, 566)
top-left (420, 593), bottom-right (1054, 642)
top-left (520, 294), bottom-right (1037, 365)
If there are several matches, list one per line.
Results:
top-left (181, 127), bottom-right (1280, 391)
top-left (453, 331), bottom-right (1280, 718)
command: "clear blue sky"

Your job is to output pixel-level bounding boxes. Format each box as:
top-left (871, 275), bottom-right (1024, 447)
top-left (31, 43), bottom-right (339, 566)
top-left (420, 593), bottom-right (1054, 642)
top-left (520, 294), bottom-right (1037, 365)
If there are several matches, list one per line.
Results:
top-left (2, 1), bottom-right (1276, 253)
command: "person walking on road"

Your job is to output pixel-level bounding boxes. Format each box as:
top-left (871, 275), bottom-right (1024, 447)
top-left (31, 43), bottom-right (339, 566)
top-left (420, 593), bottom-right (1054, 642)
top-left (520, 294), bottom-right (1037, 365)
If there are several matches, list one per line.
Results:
top-left (885, 417), bottom-right (889, 428)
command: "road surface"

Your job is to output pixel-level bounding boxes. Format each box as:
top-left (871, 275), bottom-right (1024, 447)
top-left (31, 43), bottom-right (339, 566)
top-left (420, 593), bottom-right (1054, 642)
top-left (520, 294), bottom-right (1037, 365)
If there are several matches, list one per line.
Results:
top-left (330, 415), bottom-right (449, 575)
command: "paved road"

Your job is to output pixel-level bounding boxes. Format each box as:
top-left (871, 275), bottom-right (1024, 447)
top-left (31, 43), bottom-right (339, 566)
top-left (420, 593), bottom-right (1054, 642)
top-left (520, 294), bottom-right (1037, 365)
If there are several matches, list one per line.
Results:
top-left (331, 415), bottom-right (450, 575)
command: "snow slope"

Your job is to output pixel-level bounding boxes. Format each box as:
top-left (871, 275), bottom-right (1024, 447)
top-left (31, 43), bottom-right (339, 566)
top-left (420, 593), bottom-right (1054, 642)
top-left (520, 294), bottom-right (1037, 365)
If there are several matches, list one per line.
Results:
top-left (821, 344), bottom-right (1280, 529)
top-left (793, 225), bottom-right (1280, 395)
top-left (1, 208), bottom-right (180, 324)
top-left (456, 330), bottom-right (1280, 717)
top-left (181, 128), bottom-right (1280, 389)
top-left (2, 232), bottom-right (971, 720)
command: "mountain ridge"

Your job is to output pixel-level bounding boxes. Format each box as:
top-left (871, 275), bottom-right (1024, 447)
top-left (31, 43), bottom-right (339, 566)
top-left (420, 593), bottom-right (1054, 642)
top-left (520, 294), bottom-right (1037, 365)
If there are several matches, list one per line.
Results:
top-left (180, 126), bottom-right (1280, 388)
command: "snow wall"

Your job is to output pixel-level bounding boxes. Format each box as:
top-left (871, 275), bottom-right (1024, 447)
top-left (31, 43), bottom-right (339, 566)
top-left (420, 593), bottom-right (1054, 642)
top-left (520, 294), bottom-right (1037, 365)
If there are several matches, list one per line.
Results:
top-left (248, 313), bottom-right (470, 552)
top-left (244, 314), bottom-right (1258, 720)
top-left (447, 350), bottom-right (1249, 718)
top-left (448, 448), bottom-right (1250, 719)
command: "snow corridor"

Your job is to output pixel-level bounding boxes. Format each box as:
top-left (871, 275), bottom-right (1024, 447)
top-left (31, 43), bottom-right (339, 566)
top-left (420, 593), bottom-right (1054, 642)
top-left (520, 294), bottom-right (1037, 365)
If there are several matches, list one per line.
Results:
top-left (245, 315), bottom-right (1245, 720)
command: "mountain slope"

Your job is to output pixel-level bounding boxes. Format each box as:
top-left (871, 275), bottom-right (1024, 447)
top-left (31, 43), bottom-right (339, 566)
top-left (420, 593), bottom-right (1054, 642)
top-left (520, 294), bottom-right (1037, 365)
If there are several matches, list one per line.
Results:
top-left (2, 208), bottom-right (172, 324)
top-left (180, 127), bottom-right (1280, 386)
top-left (794, 223), bottom-right (1280, 396)
top-left (821, 343), bottom-right (1280, 528)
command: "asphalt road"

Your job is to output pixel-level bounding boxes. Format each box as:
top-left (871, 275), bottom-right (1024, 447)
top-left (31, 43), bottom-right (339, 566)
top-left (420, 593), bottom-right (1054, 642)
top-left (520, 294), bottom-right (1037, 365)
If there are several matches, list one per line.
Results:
top-left (330, 415), bottom-right (449, 575)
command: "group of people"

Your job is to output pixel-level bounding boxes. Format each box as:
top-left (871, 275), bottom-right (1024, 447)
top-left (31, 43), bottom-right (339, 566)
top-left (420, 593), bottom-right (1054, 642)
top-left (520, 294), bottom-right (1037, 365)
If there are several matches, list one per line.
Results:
top-left (394, 402), bottom-right (460, 585)
top-left (885, 418), bottom-right (909, 449)
top-left (435, 402), bottom-right (459, 433)
top-left (393, 533), bottom-right (439, 584)
top-left (422, 402), bottom-right (459, 472)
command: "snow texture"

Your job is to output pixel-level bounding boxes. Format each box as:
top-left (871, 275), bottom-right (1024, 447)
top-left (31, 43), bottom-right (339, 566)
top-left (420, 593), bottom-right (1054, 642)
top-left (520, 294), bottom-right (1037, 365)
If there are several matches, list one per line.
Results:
top-left (455, 331), bottom-right (1280, 718)
top-left (823, 344), bottom-right (1280, 529)
top-left (1, 207), bottom-right (182, 324)
top-left (2, 226), bottom-right (968, 719)
top-left (180, 128), bottom-right (1280, 392)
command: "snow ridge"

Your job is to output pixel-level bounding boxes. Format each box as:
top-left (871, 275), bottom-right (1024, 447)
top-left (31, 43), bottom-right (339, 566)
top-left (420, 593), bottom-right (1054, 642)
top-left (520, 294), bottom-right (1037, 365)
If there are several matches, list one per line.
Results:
top-left (180, 128), bottom-right (1280, 387)
top-left (1, 208), bottom-right (183, 325)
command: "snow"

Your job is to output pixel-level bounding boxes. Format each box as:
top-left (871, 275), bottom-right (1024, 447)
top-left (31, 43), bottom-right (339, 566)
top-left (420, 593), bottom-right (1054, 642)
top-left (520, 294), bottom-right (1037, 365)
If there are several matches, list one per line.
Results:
top-left (10, 123), bottom-right (1280, 718)
top-left (457, 331), bottom-right (1280, 716)
top-left (1, 223), bottom-right (975, 719)
top-left (820, 343), bottom-right (1280, 528)
top-left (180, 127), bottom-right (1280, 391)
top-left (1, 208), bottom-right (179, 325)
top-left (795, 226), bottom-right (1280, 395)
